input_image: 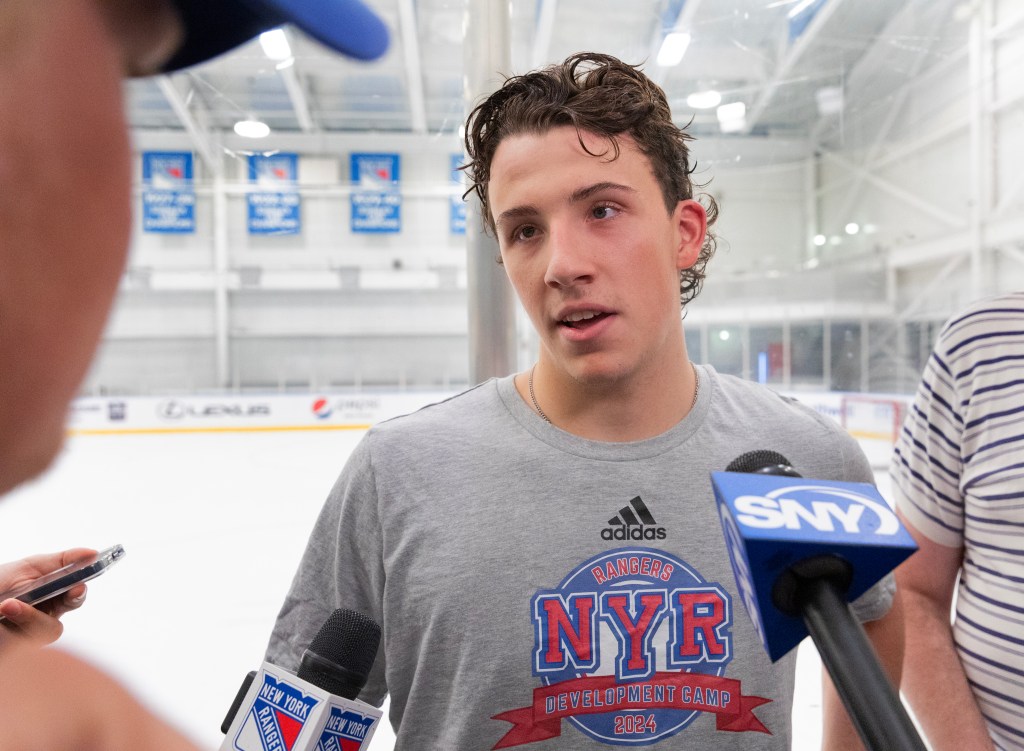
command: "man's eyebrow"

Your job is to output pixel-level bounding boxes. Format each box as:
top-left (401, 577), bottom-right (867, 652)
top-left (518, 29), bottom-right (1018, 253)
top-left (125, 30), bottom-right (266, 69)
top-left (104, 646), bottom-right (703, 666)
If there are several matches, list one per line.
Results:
top-left (569, 182), bottom-right (637, 203)
top-left (495, 204), bottom-right (538, 229)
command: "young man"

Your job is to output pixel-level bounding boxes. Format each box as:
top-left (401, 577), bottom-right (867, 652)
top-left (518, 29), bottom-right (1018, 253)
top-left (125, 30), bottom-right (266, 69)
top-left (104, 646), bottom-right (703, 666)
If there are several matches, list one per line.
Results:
top-left (267, 53), bottom-right (903, 749)
top-left (0, 1), bottom-right (387, 748)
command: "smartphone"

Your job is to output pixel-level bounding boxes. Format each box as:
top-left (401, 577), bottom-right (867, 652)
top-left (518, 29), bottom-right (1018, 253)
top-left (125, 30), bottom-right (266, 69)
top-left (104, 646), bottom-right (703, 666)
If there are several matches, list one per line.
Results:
top-left (0, 544), bottom-right (126, 619)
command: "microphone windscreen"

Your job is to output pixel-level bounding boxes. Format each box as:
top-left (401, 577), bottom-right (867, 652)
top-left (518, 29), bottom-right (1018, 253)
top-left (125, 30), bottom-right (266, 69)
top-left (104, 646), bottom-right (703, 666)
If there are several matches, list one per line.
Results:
top-left (726, 449), bottom-right (799, 476)
top-left (312, 609), bottom-right (381, 676)
top-left (299, 609), bottom-right (381, 698)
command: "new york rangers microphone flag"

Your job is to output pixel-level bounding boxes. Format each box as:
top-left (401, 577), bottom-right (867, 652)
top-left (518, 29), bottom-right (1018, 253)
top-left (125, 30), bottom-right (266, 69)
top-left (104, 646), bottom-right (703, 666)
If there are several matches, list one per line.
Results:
top-left (713, 450), bottom-right (925, 751)
top-left (221, 666), bottom-right (383, 751)
top-left (220, 609), bottom-right (384, 751)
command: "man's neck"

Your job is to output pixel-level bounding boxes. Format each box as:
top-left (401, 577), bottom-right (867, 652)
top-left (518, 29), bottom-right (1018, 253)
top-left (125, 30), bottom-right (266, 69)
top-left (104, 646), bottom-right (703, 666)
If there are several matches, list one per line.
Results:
top-left (517, 356), bottom-right (699, 442)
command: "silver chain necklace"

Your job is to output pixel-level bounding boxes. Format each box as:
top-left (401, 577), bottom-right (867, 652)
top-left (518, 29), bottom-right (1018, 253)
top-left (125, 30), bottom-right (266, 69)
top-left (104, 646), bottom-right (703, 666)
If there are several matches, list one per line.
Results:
top-left (528, 362), bottom-right (700, 425)
top-left (528, 365), bottom-right (551, 423)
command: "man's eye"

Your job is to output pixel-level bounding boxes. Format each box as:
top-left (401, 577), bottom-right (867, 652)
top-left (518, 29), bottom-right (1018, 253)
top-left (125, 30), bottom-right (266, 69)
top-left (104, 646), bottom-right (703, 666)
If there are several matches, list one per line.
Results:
top-left (515, 225), bottom-right (538, 241)
top-left (592, 205), bottom-right (619, 220)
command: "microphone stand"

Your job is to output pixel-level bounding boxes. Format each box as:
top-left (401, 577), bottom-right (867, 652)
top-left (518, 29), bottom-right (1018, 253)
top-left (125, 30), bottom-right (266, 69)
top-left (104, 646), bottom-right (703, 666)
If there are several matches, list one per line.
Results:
top-left (780, 557), bottom-right (926, 751)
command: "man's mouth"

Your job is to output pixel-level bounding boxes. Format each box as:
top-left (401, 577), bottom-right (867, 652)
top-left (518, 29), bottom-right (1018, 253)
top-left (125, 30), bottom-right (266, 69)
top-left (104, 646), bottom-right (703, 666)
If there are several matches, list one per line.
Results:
top-left (559, 311), bottom-right (611, 329)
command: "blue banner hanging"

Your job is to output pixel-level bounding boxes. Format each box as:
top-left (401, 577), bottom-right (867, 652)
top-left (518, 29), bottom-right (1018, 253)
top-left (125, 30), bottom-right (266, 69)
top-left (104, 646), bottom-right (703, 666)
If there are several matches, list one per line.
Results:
top-left (350, 153), bottom-right (401, 233)
top-left (449, 154), bottom-right (466, 236)
top-left (142, 151), bottom-right (195, 234)
top-left (248, 153), bottom-right (300, 235)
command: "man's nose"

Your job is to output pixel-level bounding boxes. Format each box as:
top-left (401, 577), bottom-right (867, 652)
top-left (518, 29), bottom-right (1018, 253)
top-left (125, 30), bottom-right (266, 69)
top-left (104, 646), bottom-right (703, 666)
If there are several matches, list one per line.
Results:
top-left (543, 222), bottom-right (594, 288)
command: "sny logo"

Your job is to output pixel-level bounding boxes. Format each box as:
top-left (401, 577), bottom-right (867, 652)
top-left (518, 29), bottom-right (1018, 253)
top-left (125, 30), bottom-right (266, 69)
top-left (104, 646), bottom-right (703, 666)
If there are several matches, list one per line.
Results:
top-left (731, 484), bottom-right (900, 535)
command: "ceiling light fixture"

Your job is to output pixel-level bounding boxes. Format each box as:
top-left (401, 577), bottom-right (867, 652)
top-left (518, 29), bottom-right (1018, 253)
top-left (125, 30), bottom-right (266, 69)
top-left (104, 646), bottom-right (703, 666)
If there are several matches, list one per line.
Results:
top-left (687, 89), bottom-right (722, 110)
top-left (657, 32), bottom-right (692, 67)
top-left (259, 28), bottom-right (292, 61)
top-left (234, 119), bottom-right (271, 138)
top-left (815, 86), bottom-right (844, 116)
top-left (716, 101), bottom-right (746, 133)
top-left (787, 0), bottom-right (819, 19)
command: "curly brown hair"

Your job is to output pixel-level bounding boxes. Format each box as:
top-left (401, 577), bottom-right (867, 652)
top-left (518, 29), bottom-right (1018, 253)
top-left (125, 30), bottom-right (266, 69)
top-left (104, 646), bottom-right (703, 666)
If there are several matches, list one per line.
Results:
top-left (463, 51), bottom-right (718, 307)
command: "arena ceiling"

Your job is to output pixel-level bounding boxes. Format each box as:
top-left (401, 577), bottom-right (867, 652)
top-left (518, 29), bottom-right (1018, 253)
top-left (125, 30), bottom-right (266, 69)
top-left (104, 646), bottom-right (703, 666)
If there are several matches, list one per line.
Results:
top-left (127, 0), bottom-right (965, 157)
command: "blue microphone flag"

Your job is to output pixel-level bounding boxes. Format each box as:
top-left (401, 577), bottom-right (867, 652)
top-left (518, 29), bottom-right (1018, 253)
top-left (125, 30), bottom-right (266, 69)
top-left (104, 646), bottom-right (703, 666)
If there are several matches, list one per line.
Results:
top-left (712, 471), bottom-right (917, 662)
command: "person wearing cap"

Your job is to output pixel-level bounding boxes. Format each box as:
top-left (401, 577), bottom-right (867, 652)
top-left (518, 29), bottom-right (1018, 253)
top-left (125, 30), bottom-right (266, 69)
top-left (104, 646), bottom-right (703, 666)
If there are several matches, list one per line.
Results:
top-left (0, 0), bottom-right (387, 747)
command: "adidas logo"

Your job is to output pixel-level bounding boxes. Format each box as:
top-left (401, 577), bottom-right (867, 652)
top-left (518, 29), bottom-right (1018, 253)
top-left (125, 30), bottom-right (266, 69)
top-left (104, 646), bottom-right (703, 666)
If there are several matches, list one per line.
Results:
top-left (601, 496), bottom-right (667, 541)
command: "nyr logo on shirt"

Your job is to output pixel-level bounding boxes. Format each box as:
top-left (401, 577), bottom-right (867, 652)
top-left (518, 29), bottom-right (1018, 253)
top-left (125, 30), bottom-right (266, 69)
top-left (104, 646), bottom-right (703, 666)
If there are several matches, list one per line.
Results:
top-left (231, 674), bottom-right (319, 751)
top-left (491, 547), bottom-right (770, 748)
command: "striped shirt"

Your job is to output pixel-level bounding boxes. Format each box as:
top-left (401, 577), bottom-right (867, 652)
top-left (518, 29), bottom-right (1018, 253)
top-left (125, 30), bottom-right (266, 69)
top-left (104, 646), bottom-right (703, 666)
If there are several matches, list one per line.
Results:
top-left (891, 291), bottom-right (1024, 750)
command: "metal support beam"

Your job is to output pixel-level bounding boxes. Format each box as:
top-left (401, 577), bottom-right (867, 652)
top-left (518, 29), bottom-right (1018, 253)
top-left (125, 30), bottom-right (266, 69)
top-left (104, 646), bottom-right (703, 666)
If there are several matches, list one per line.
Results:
top-left (156, 76), bottom-right (219, 173)
top-left (895, 254), bottom-right (965, 322)
top-left (968, 0), bottom-right (994, 299)
top-left (744, 0), bottom-right (845, 134)
top-left (399, 0), bottom-right (428, 134)
top-left (279, 60), bottom-right (316, 132)
top-left (531, 0), bottom-right (558, 69)
top-left (819, 2), bottom-right (956, 233)
top-left (821, 152), bottom-right (965, 230)
top-left (811, 0), bottom-right (946, 144)
top-left (213, 171), bottom-right (230, 387)
top-left (464, 0), bottom-right (517, 383)
top-left (998, 245), bottom-right (1024, 269)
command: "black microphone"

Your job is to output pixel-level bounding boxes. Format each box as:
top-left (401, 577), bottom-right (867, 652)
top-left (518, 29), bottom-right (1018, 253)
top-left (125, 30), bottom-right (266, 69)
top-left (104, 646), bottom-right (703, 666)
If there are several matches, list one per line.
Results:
top-left (298, 608), bottom-right (381, 699)
top-left (714, 449), bottom-right (924, 751)
top-left (220, 608), bottom-right (383, 750)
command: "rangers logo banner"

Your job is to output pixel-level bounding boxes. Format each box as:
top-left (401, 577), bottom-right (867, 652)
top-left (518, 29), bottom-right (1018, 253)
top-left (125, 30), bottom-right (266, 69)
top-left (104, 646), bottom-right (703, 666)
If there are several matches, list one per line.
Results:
top-left (492, 547), bottom-right (771, 747)
top-left (247, 153), bottom-right (300, 235)
top-left (142, 151), bottom-right (195, 233)
top-left (449, 154), bottom-right (466, 235)
top-left (350, 153), bottom-right (401, 233)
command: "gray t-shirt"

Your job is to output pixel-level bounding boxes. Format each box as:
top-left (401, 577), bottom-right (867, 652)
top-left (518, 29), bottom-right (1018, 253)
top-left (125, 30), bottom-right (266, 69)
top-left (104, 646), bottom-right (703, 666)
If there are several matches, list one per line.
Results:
top-left (266, 365), bottom-right (892, 749)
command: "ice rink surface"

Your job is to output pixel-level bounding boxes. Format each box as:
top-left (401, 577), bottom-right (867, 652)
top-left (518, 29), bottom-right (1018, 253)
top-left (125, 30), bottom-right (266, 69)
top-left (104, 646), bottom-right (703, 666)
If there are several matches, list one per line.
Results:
top-left (0, 401), bottom-right (895, 750)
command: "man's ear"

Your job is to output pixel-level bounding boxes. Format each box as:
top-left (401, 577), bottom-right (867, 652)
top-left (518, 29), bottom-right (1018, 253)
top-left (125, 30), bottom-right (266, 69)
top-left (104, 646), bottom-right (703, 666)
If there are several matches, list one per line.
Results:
top-left (674, 199), bottom-right (708, 269)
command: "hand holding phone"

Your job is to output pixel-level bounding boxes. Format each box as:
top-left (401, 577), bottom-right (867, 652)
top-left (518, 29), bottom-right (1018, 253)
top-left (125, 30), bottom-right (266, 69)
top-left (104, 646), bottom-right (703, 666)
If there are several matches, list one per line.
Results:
top-left (0, 544), bottom-right (126, 623)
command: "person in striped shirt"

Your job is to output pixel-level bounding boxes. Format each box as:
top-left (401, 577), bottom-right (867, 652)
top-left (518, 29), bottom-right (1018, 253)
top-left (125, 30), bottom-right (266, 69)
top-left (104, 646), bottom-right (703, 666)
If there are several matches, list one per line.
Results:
top-left (891, 291), bottom-right (1024, 751)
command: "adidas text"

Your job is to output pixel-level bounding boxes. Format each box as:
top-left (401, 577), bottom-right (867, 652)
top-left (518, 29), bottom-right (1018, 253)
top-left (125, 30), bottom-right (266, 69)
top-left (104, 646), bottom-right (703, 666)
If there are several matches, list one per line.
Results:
top-left (601, 526), bottom-right (667, 541)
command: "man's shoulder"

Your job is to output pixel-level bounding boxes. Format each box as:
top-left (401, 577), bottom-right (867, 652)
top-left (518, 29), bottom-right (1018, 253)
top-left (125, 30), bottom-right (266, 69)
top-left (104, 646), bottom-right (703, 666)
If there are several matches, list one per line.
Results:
top-left (369, 379), bottom-right (502, 438)
top-left (709, 370), bottom-right (870, 481)
top-left (713, 370), bottom-right (832, 425)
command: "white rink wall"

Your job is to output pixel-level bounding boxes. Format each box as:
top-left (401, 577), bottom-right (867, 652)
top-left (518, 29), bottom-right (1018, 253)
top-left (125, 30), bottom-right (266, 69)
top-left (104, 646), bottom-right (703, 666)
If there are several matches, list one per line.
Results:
top-left (0, 389), bottom-right (906, 750)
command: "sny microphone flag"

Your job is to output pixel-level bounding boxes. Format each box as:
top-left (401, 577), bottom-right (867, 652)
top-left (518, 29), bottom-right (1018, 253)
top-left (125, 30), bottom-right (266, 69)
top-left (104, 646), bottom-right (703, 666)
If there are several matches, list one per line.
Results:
top-left (711, 470), bottom-right (917, 662)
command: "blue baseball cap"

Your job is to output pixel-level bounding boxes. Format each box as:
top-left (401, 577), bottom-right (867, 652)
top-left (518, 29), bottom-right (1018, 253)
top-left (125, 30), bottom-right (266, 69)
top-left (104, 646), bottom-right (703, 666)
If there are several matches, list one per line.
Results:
top-left (163, 0), bottom-right (389, 71)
